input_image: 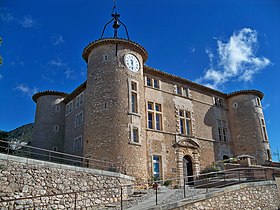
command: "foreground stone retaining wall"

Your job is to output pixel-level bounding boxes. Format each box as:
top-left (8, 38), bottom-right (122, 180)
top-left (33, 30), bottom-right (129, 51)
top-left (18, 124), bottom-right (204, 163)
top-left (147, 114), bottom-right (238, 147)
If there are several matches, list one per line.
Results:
top-left (0, 154), bottom-right (134, 209)
top-left (169, 181), bottom-right (279, 210)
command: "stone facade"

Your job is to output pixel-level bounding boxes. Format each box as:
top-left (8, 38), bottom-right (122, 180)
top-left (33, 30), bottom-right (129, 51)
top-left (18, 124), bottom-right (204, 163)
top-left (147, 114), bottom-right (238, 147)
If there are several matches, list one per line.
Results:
top-left (32, 38), bottom-right (272, 183)
top-left (169, 181), bottom-right (279, 210)
top-left (0, 153), bottom-right (134, 209)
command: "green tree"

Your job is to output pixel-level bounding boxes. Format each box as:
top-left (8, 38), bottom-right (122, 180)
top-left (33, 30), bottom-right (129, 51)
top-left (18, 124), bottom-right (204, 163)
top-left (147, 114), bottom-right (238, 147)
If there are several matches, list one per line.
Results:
top-left (0, 130), bottom-right (8, 153)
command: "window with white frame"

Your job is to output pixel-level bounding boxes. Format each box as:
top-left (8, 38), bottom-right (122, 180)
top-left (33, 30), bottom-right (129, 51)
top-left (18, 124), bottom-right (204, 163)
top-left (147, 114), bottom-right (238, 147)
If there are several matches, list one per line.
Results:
top-left (54, 125), bottom-right (59, 132)
top-left (214, 97), bottom-right (224, 107)
top-left (75, 111), bottom-right (83, 127)
top-left (76, 92), bottom-right (84, 108)
top-left (129, 80), bottom-right (138, 114)
top-left (179, 110), bottom-right (191, 135)
top-left (73, 136), bottom-right (83, 151)
top-left (147, 102), bottom-right (162, 131)
top-left (146, 76), bottom-right (160, 89)
top-left (66, 101), bottom-right (73, 116)
top-left (260, 118), bottom-right (268, 141)
top-left (217, 119), bottom-right (227, 141)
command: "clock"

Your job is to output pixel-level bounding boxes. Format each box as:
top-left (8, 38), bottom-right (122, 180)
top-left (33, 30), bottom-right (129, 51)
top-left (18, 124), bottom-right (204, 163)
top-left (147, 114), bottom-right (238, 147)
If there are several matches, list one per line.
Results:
top-left (124, 54), bottom-right (140, 72)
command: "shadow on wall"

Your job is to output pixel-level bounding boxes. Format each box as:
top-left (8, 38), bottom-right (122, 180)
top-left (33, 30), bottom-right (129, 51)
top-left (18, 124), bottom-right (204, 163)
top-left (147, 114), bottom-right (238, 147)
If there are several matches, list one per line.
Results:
top-left (204, 104), bottom-right (232, 163)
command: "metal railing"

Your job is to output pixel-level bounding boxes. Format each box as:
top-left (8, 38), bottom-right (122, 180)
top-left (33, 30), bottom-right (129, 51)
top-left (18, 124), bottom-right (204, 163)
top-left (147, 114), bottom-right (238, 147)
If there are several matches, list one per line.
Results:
top-left (0, 162), bottom-right (274, 209)
top-left (0, 139), bottom-right (133, 174)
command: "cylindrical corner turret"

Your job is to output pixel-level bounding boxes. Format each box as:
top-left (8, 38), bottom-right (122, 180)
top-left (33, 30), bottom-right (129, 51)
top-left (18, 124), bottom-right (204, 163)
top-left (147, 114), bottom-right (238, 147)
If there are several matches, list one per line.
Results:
top-left (32, 91), bottom-right (67, 156)
top-left (83, 38), bottom-right (147, 179)
top-left (83, 38), bottom-right (148, 181)
top-left (227, 90), bottom-right (271, 165)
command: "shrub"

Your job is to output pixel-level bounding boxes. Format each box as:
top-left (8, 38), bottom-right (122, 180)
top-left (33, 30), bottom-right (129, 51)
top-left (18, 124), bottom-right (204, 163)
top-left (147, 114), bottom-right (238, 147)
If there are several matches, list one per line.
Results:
top-left (201, 164), bottom-right (222, 177)
top-left (163, 180), bottom-right (172, 187)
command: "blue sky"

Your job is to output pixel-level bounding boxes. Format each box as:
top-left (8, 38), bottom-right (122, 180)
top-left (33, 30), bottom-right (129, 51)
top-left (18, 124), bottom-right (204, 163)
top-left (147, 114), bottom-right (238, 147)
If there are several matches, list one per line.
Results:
top-left (0, 0), bottom-right (279, 159)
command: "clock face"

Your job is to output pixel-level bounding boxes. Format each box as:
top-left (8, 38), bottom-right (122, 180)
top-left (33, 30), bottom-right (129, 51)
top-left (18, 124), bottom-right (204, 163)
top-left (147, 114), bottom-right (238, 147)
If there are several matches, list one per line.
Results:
top-left (124, 54), bottom-right (140, 72)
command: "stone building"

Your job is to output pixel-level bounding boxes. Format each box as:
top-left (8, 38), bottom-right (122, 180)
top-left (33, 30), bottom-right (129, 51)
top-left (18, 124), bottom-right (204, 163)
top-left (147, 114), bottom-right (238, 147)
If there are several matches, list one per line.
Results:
top-left (32, 12), bottom-right (272, 182)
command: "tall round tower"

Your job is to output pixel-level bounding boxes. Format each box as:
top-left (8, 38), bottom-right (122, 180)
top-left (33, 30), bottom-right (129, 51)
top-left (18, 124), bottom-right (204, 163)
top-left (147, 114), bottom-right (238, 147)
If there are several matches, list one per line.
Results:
top-left (32, 91), bottom-right (67, 156)
top-left (227, 90), bottom-right (271, 165)
top-left (82, 38), bottom-right (148, 181)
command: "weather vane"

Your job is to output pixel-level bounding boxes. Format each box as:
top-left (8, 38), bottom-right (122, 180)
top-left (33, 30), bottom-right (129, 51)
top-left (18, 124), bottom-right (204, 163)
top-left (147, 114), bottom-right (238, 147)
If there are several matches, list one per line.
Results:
top-left (100, 0), bottom-right (130, 40)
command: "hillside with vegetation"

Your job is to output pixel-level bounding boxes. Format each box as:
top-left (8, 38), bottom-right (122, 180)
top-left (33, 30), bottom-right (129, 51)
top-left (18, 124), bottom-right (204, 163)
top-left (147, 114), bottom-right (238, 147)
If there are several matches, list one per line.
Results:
top-left (0, 123), bottom-right (34, 153)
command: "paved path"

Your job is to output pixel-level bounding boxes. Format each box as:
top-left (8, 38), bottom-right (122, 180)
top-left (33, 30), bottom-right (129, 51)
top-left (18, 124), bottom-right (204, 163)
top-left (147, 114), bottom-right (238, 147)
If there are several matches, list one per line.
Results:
top-left (126, 186), bottom-right (180, 210)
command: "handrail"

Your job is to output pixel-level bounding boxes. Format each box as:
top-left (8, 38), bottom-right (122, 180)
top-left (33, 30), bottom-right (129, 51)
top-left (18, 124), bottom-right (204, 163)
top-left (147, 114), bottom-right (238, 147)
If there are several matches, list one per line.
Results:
top-left (0, 163), bottom-right (274, 209)
top-left (0, 139), bottom-right (133, 173)
top-left (0, 138), bottom-right (277, 209)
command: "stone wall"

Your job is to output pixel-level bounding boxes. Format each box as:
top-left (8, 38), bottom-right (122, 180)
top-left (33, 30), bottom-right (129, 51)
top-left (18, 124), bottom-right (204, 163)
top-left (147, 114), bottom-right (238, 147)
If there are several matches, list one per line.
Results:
top-left (0, 154), bottom-right (134, 209)
top-left (167, 181), bottom-right (279, 210)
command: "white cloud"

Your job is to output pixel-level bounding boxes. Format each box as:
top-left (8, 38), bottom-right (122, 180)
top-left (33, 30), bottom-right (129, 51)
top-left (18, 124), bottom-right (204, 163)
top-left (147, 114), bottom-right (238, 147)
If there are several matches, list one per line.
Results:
top-left (15, 84), bottom-right (38, 96)
top-left (0, 8), bottom-right (37, 29)
top-left (64, 69), bottom-right (74, 79)
top-left (19, 15), bottom-right (36, 28)
top-left (49, 59), bottom-right (67, 68)
top-left (51, 34), bottom-right (64, 46)
top-left (48, 59), bottom-right (75, 79)
top-left (262, 103), bottom-right (270, 110)
top-left (197, 28), bottom-right (271, 89)
top-left (0, 7), bottom-right (15, 22)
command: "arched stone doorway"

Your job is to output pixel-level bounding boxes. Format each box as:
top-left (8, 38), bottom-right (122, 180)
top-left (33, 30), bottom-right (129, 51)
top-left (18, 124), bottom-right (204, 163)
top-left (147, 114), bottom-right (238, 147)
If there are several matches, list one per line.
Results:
top-left (183, 155), bottom-right (193, 184)
top-left (174, 138), bottom-right (200, 187)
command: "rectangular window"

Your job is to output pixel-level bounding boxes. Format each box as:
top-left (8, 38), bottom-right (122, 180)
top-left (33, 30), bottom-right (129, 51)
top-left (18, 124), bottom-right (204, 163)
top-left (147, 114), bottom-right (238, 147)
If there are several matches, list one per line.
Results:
top-left (155, 114), bottom-right (162, 130)
top-left (217, 119), bottom-right (227, 141)
top-left (223, 128), bottom-right (227, 141)
top-left (147, 77), bottom-right (152, 87)
top-left (261, 119), bottom-right (268, 141)
top-left (148, 112), bottom-right (153, 129)
top-left (180, 118), bottom-right (185, 134)
top-left (176, 86), bottom-right (182, 95)
top-left (132, 127), bottom-right (139, 143)
top-left (66, 101), bottom-right (73, 116)
top-left (147, 102), bottom-right (163, 131)
top-left (214, 97), bottom-right (224, 107)
top-left (256, 97), bottom-right (261, 107)
top-left (153, 155), bottom-right (161, 179)
top-left (145, 76), bottom-right (160, 89)
top-left (73, 136), bottom-right (83, 152)
top-left (131, 93), bottom-right (137, 113)
top-left (129, 81), bottom-right (139, 114)
top-left (55, 106), bottom-right (60, 112)
top-left (75, 111), bottom-right (83, 127)
top-left (54, 125), bottom-right (59, 132)
top-left (176, 85), bottom-right (189, 97)
top-left (154, 79), bottom-right (159, 89)
top-left (179, 110), bottom-right (192, 135)
top-left (76, 92), bottom-right (84, 108)
top-left (183, 87), bottom-right (189, 97)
